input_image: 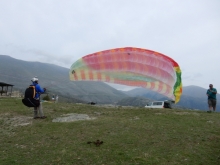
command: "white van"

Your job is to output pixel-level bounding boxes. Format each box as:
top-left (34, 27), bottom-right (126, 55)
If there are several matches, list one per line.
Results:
top-left (145, 100), bottom-right (173, 109)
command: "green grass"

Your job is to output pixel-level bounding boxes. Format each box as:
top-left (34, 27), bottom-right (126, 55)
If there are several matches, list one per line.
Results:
top-left (0, 97), bottom-right (220, 165)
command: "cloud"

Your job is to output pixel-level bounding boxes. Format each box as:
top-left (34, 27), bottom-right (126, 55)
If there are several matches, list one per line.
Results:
top-left (0, 0), bottom-right (220, 90)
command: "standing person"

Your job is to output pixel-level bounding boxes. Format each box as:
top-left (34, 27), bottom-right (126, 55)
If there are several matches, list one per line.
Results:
top-left (56, 95), bottom-right (59, 103)
top-left (52, 94), bottom-right (55, 103)
top-left (206, 84), bottom-right (217, 112)
top-left (31, 77), bottom-right (47, 119)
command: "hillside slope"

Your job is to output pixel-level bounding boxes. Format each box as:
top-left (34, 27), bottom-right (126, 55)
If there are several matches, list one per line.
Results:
top-left (1, 98), bottom-right (220, 164)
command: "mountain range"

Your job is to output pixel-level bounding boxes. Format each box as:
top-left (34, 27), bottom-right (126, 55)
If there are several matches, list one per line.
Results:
top-left (0, 55), bottom-right (219, 111)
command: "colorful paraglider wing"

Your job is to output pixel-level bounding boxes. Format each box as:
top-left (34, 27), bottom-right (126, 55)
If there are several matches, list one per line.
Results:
top-left (69, 47), bottom-right (182, 103)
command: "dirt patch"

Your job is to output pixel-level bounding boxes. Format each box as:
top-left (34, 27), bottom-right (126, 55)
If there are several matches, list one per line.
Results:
top-left (52, 113), bottom-right (96, 122)
top-left (173, 112), bottom-right (200, 116)
top-left (130, 116), bottom-right (140, 120)
top-left (0, 113), bottom-right (32, 135)
top-left (155, 113), bottom-right (162, 115)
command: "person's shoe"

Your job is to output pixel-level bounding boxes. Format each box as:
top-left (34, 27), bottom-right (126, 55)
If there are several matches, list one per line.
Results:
top-left (33, 116), bottom-right (40, 119)
top-left (40, 116), bottom-right (47, 119)
top-left (207, 110), bottom-right (212, 113)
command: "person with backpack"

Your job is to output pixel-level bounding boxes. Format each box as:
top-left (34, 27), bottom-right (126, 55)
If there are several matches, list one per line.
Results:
top-left (22, 77), bottom-right (47, 119)
top-left (31, 77), bottom-right (47, 119)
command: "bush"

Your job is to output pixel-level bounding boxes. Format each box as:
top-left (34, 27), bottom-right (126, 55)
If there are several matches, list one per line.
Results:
top-left (42, 95), bottom-right (50, 101)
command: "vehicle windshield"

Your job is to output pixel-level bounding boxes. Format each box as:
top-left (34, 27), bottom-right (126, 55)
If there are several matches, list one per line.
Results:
top-left (153, 102), bottom-right (163, 105)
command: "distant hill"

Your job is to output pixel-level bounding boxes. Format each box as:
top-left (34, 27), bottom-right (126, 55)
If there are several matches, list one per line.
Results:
top-left (123, 86), bottom-right (220, 111)
top-left (124, 88), bottom-right (167, 101)
top-left (182, 85), bottom-right (211, 99)
top-left (0, 55), bottom-right (128, 103)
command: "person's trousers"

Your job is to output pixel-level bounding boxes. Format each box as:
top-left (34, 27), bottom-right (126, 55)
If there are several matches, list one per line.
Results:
top-left (34, 102), bottom-right (44, 117)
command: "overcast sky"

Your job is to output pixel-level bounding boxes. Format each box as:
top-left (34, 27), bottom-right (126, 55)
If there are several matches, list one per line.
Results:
top-left (0, 0), bottom-right (219, 91)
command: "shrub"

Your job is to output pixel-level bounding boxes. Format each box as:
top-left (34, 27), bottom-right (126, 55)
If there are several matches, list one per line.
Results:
top-left (42, 95), bottom-right (50, 101)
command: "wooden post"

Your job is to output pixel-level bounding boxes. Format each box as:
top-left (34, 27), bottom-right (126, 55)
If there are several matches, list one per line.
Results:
top-left (11, 86), bottom-right (13, 97)
top-left (6, 86), bottom-right (8, 96)
top-left (1, 86), bottom-right (3, 96)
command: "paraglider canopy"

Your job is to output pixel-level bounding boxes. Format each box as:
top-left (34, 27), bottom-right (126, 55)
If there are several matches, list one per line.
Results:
top-left (69, 47), bottom-right (182, 103)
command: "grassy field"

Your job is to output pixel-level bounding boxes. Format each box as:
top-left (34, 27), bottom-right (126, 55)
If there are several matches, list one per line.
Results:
top-left (0, 97), bottom-right (220, 165)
